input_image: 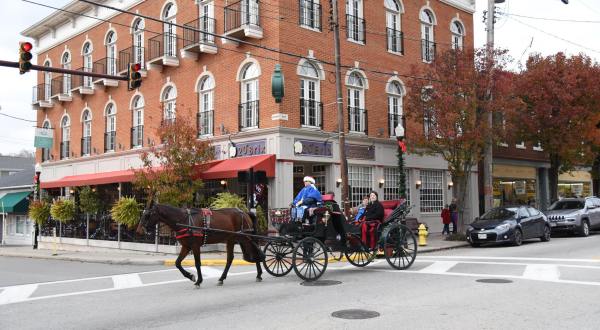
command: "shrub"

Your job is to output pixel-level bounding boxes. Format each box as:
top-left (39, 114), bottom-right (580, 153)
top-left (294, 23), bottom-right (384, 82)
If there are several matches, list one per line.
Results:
top-left (50, 199), bottom-right (75, 223)
top-left (111, 197), bottom-right (142, 229)
top-left (28, 200), bottom-right (51, 225)
top-left (79, 186), bottom-right (101, 215)
top-left (210, 192), bottom-right (248, 211)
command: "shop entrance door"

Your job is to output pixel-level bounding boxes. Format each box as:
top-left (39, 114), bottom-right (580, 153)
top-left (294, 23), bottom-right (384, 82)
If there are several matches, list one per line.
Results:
top-left (292, 162), bottom-right (329, 200)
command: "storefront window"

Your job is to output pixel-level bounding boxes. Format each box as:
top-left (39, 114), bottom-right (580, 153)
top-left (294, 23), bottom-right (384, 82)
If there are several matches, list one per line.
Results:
top-left (493, 178), bottom-right (537, 207)
top-left (558, 182), bottom-right (591, 198)
top-left (384, 167), bottom-right (410, 203)
top-left (419, 170), bottom-right (443, 213)
top-left (16, 215), bottom-right (26, 234)
top-left (349, 165), bottom-right (373, 206)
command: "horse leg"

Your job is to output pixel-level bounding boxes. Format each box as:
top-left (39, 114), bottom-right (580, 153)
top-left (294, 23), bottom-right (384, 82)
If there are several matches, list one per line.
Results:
top-left (175, 245), bottom-right (195, 282)
top-left (255, 260), bottom-right (263, 282)
top-left (192, 244), bottom-right (203, 287)
top-left (218, 239), bottom-right (235, 286)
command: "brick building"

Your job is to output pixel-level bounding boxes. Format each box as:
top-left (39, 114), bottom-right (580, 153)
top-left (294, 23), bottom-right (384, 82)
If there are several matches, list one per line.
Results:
top-left (23, 0), bottom-right (477, 245)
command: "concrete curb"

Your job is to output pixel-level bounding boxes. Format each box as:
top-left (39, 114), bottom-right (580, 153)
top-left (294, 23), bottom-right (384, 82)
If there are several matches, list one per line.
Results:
top-left (0, 252), bottom-right (165, 266)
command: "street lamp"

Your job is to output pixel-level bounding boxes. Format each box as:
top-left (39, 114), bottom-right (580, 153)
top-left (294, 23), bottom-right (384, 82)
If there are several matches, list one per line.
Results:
top-left (394, 122), bottom-right (407, 202)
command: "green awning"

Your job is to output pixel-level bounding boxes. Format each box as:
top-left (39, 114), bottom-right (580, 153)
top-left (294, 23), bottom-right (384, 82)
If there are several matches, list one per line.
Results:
top-left (0, 191), bottom-right (30, 213)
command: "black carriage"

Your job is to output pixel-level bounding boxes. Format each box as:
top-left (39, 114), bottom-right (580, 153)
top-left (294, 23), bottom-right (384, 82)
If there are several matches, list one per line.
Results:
top-left (263, 196), bottom-right (418, 281)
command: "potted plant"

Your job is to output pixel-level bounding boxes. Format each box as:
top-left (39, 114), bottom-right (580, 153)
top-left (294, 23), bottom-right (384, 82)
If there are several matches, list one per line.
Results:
top-left (50, 199), bottom-right (75, 223)
top-left (210, 192), bottom-right (267, 235)
top-left (28, 200), bottom-right (51, 226)
top-left (110, 197), bottom-right (141, 229)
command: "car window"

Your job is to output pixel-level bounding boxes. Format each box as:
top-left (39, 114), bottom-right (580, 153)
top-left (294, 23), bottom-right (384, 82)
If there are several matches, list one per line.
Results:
top-left (518, 208), bottom-right (530, 218)
top-left (593, 199), bottom-right (600, 207)
top-left (480, 207), bottom-right (517, 220)
top-left (549, 201), bottom-right (584, 210)
top-left (585, 200), bottom-right (595, 208)
top-left (527, 207), bottom-right (539, 216)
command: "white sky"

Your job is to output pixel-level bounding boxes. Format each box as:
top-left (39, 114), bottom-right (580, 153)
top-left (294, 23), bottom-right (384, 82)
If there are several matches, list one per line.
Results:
top-left (0, 0), bottom-right (599, 155)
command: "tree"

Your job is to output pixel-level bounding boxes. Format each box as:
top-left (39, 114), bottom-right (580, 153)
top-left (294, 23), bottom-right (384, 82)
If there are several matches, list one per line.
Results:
top-left (511, 53), bottom-right (600, 201)
top-left (133, 109), bottom-right (214, 207)
top-left (405, 48), bottom-right (518, 230)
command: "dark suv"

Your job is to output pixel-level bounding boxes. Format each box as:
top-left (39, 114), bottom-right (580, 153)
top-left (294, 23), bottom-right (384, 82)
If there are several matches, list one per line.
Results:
top-left (545, 197), bottom-right (600, 237)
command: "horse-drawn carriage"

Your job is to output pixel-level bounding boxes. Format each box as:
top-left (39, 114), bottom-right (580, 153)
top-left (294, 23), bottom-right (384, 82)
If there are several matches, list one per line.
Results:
top-left (263, 195), bottom-right (418, 281)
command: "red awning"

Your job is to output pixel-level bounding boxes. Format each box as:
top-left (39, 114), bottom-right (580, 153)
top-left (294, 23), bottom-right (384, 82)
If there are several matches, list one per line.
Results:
top-left (40, 169), bottom-right (135, 189)
top-left (200, 154), bottom-right (275, 180)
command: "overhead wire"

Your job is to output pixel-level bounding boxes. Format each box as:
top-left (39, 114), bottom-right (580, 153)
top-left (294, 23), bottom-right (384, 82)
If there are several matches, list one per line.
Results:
top-left (0, 112), bottom-right (37, 122)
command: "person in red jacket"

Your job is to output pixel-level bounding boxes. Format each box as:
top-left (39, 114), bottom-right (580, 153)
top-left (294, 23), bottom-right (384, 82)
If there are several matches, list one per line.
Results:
top-left (441, 204), bottom-right (451, 235)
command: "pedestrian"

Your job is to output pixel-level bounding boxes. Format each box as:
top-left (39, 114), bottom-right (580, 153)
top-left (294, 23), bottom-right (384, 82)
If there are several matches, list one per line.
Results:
top-left (449, 198), bottom-right (458, 233)
top-left (441, 204), bottom-right (451, 235)
top-left (361, 191), bottom-right (385, 249)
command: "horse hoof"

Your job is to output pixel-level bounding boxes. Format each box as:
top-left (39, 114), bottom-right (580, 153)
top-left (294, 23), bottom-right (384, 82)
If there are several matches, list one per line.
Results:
top-left (217, 281), bottom-right (224, 286)
top-left (190, 275), bottom-right (196, 282)
top-left (256, 277), bottom-right (263, 282)
top-left (194, 284), bottom-right (201, 289)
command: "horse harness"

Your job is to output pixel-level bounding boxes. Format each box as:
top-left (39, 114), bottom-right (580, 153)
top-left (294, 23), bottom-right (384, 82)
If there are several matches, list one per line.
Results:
top-left (175, 208), bottom-right (212, 246)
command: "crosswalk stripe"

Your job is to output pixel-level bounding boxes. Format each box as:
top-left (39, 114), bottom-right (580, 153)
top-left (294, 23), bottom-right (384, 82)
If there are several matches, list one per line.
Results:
top-left (418, 261), bottom-right (458, 274)
top-left (0, 284), bottom-right (38, 305)
top-left (522, 264), bottom-right (560, 281)
top-left (112, 274), bottom-right (143, 289)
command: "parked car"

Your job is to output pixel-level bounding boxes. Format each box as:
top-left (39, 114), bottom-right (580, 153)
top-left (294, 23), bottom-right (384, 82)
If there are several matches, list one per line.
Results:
top-left (545, 197), bottom-right (600, 237)
top-left (466, 206), bottom-right (551, 247)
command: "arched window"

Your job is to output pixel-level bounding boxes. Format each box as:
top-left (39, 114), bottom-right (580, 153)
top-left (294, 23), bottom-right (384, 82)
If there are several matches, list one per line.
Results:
top-left (420, 9), bottom-right (435, 62)
top-left (163, 3), bottom-right (177, 57)
top-left (105, 104), bottom-right (116, 152)
top-left (422, 87), bottom-right (437, 139)
top-left (106, 31), bottom-right (117, 75)
top-left (299, 61), bottom-right (321, 128)
top-left (82, 110), bottom-right (92, 156)
top-left (239, 63), bottom-right (259, 129)
top-left (60, 116), bottom-right (70, 159)
top-left (162, 86), bottom-right (177, 123)
top-left (198, 76), bottom-right (214, 136)
top-left (385, 0), bottom-right (403, 53)
top-left (82, 42), bottom-right (93, 88)
top-left (451, 20), bottom-right (464, 50)
top-left (132, 95), bottom-right (144, 147)
top-left (43, 60), bottom-right (52, 101)
top-left (347, 71), bottom-right (366, 133)
top-left (387, 81), bottom-right (404, 137)
top-left (199, 1), bottom-right (215, 43)
top-left (41, 121), bottom-right (51, 162)
top-left (61, 52), bottom-right (71, 94)
top-left (132, 18), bottom-right (145, 67)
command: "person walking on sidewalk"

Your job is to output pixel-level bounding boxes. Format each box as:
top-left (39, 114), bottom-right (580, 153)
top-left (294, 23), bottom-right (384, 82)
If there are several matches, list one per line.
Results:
top-left (441, 205), bottom-right (451, 235)
top-left (449, 198), bottom-right (458, 233)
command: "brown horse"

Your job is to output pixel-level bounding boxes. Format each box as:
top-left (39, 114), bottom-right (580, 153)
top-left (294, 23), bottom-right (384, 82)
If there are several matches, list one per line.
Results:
top-left (137, 202), bottom-right (263, 287)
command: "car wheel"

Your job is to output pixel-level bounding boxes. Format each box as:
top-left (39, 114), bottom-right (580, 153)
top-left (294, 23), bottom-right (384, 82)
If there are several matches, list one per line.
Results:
top-left (540, 225), bottom-right (551, 242)
top-left (513, 229), bottom-right (523, 246)
top-left (578, 220), bottom-right (590, 237)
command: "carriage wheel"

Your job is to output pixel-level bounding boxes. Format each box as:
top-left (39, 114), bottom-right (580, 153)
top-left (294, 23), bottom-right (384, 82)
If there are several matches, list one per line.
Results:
top-left (383, 224), bottom-right (417, 270)
top-left (292, 237), bottom-right (328, 282)
top-left (344, 234), bottom-right (375, 267)
top-left (262, 240), bottom-right (294, 277)
top-left (328, 248), bottom-right (344, 261)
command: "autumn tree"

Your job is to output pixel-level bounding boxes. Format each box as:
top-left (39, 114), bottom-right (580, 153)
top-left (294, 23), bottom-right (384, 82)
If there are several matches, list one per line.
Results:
top-left (511, 53), bottom-right (600, 201)
top-left (405, 48), bottom-right (518, 230)
top-left (133, 108), bottom-right (214, 207)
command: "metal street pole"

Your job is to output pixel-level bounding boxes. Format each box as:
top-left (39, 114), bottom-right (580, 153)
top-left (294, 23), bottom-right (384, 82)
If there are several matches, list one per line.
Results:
top-left (482, 0), bottom-right (495, 213)
top-left (0, 60), bottom-right (128, 81)
top-left (330, 0), bottom-right (350, 214)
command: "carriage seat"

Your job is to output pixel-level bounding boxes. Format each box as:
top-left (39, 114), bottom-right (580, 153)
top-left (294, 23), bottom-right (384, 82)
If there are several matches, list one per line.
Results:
top-left (322, 194), bottom-right (335, 202)
top-left (381, 200), bottom-right (400, 221)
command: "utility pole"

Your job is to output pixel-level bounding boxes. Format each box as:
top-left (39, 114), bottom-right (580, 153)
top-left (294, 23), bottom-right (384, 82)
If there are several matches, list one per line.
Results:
top-left (330, 0), bottom-right (349, 214)
top-left (482, 0), bottom-right (495, 213)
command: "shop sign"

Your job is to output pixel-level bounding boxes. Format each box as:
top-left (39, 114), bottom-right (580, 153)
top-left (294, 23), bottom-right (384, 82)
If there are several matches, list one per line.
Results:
top-left (345, 144), bottom-right (375, 160)
top-left (493, 164), bottom-right (536, 179)
top-left (514, 181), bottom-right (526, 195)
top-left (34, 127), bottom-right (53, 149)
top-left (234, 140), bottom-right (266, 158)
top-left (294, 139), bottom-right (333, 158)
top-left (571, 184), bottom-right (583, 196)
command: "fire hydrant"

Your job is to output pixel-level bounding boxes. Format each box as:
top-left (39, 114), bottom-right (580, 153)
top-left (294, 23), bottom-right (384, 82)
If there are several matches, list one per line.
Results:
top-left (418, 224), bottom-right (428, 246)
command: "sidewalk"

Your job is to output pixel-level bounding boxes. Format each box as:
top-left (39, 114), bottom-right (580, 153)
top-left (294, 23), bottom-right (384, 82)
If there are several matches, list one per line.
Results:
top-left (0, 233), bottom-right (467, 266)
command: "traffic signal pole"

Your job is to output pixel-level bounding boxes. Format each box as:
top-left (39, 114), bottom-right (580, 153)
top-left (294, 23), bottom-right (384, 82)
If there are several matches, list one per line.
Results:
top-left (0, 60), bottom-right (128, 81)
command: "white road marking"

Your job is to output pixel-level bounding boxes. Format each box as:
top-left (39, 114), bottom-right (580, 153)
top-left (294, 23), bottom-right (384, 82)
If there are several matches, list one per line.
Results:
top-left (418, 261), bottom-right (458, 274)
top-left (0, 284), bottom-right (38, 305)
top-left (418, 256), bottom-right (600, 263)
top-left (522, 264), bottom-right (561, 281)
top-left (112, 274), bottom-right (143, 289)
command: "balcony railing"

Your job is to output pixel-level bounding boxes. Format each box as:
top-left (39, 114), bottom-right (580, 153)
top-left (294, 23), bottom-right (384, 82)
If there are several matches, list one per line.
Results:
top-left (93, 57), bottom-right (119, 76)
top-left (421, 39), bottom-right (436, 62)
top-left (386, 28), bottom-right (404, 54)
top-left (239, 100), bottom-right (259, 129)
top-left (184, 16), bottom-right (216, 48)
top-left (300, 99), bottom-right (323, 128)
top-left (224, 0), bottom-right (260, 33)
top-left (348, 106), bottom-right (367, 134)
top-left (32, 83), bottom-right (51, 103)
top-left (51, 75), bottom-right (72, 97)
top-left (299, 0), bottom-right (322, 30)
top-left (71, 67), bottom-right (94, 90)
top-left (389, 113), bottom-right (403, 137)
top-left (346, 14), bottom-right (366, 43)
top-left (197, 110), bottom-right (214, 136)
top-left (131, 125), bottom-right (143, 148)
top-left (104, 131), bottom-right (116, 152)
top-left (149, 33), bottom-right (178, 60)
top-left (81, 136), bottom-right (91, 156)
top-left (60, 141), bottom-right (70, 160)
top-left (119, 46), bottom-right (146, 72)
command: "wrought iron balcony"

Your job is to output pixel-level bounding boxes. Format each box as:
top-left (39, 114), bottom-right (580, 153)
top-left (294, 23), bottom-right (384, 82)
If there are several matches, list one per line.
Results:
top-left (50, 75), bottom-right (72, 102)
top-left (386, 28), bottom-right (404, 54)
top-left (104, 131), bottom-right (116, 152)
top-left (421, 39), bottom-right (436, 62)
top-left (81, 136), bottom-right (91, 156)
top-left (197, 110), bottom-right (214, 136)
top-left (60, 141), bottom-right (70, 160)
top-left (32, 84), bottom-right (53, 108)
top-left (118, 46), bottom-right (146, 73)
top-left (299, 0), bottom-right (322, 31)
top-left (239, 100), bottom-right (259, 130)
top-left (131, 125), bottom-right (143, 148)
top-left (346, 14), bottom-right (366, 43)
top-left (70, 66), bottom-right (94, 95)
top-left (300, 99), bottom-right (323, 128)
top-left (183, 16), bottom-right (217, 56)
top-left (147, 33), bottom-right (180, 68)
top-left (92, 57), bottom-right (119, 87)
top-left (224, 0), bottom-right (263, 40)
top-left (348, 106), bottom-right (367, 134)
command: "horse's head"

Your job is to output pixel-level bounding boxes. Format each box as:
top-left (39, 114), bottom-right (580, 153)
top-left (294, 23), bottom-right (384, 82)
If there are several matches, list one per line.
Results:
top-left (137, 200), bottom-right (157, 235)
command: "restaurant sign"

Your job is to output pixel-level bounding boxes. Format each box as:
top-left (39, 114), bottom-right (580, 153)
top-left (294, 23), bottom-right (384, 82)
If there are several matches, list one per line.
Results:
top-left (234, 140), bottom-right (267, 158)
top-left (345, 144), bottom-right (375, 160)
top-left (294, 139), bottom-right (333, 158)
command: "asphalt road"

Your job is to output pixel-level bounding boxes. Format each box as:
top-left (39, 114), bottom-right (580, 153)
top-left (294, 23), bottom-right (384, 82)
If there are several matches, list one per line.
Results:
top-left (1, 233), bottom-right (600, 330)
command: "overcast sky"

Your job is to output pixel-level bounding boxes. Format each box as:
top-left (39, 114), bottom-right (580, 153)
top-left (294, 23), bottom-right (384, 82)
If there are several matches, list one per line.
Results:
top-left (0, 0), bottom-right (599, 156)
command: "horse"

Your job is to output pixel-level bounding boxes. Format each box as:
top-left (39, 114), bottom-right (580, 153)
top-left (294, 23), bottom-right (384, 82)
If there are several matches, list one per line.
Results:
top-left (137, 201), bottom-right (264, 287)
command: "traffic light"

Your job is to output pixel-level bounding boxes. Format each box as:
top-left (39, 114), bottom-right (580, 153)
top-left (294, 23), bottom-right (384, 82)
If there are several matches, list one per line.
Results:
top-left (127, 63), bottom-right (142, 90)
top-left (19, 42), bottom-right (33, 74)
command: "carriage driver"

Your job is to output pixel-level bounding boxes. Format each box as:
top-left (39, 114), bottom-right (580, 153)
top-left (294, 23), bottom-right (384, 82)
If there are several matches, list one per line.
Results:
top-left (292, 176), bottom-right (323, 223)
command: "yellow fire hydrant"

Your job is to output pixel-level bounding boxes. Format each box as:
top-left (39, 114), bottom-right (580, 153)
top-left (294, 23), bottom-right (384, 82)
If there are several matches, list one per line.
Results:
top-left (418, 224), bottom-right (428, 246)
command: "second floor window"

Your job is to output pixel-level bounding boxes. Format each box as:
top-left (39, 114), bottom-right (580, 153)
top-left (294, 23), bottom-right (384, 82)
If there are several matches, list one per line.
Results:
top-left (61, 52), bottom-right (71, 94)
top-left (82, 110), bottom-right (92, 156)
top-left (82, 42), bottom-right (93, 87)
top-left (43, 61), bottom-right (52, 101)
top-left (388, 81), bottom-right (404, 137)
top-left (385, 0), bottom-right (402, 53)
top-left (420, 9), bottom-right (435, 62)
top-left (106, 31), bottom-right (117, 75)
top-left (198, 76), bottom-right (214, 136)
top-left (451, 21), bottom-right (464, 50)
top-left (105, 104), bottom-right (116, 152)
top-left (132, 96), bottom-right (144, 148)
top-left (346, 0), bottom-right (365, 43)
top-left (61, 116), bottom-right (70, 159)
top-left (299, 0), bottom-right (321, 30)
top-left (132, 18), bottom-right (145, 66)
top-left (299, 61), bottom-right (321, 128)
top-left (163, 3), bottom-right (177, 57)
top-left (347, 71), bottom-right (366, 133)
top-left (240, 63), bottom-right (259, 129)
top-left (163, 86), bottom-right (177, 123)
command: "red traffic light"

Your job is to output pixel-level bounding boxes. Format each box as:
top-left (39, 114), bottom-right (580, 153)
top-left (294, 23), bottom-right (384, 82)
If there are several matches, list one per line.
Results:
top-left (132, 63), bottom-right (141, 72)
top-left (21, 42), bottom-right (33, 52)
